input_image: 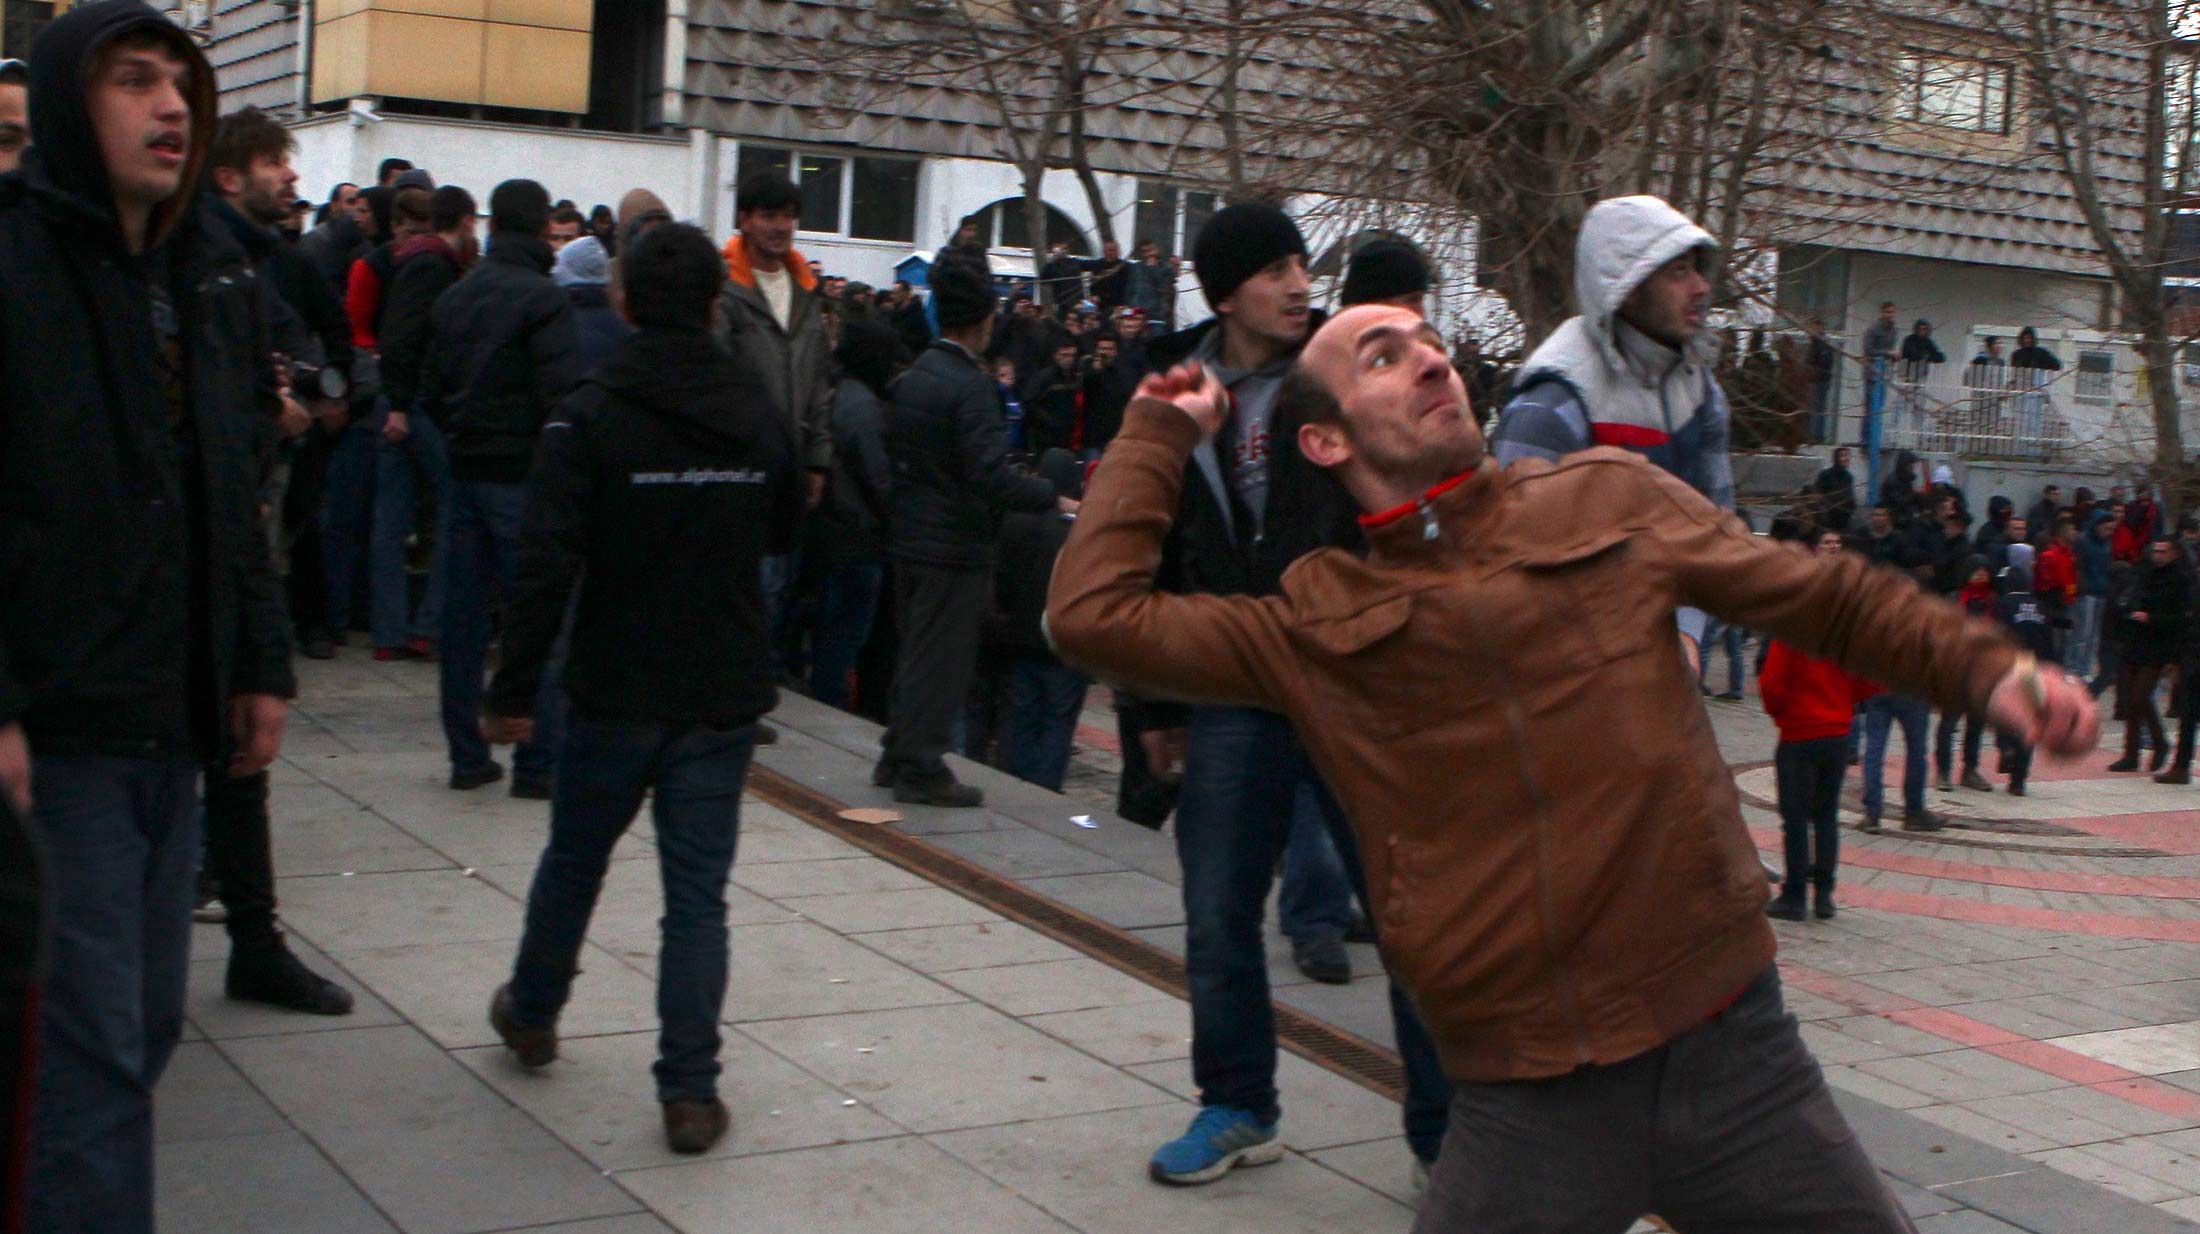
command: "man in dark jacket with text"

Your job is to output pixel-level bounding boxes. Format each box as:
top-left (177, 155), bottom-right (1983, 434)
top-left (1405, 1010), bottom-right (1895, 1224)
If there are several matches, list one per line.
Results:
top-left (419, 178), bottom-right (585, 797)
top-left (878, 254), bottom-right (1067, 806)
top-left (482, 223), bottom-right (804, 1156)
top-left (0, 7), bottom-right (297, 1228)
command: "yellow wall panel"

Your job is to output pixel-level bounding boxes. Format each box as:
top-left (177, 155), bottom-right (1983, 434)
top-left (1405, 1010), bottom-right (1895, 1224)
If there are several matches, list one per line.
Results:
top-left (485, 0), bottom-right (593, 30)
top-left (310, 11), bottom-right (369, 104)
top-left (368, 0), bottom-right (489, 19)
top-left (314, 0), bottom-right (374, 21)
top-left (367, 12), bottom-right (487, 105)
top-left (482, 24), bottom-right (592, 113)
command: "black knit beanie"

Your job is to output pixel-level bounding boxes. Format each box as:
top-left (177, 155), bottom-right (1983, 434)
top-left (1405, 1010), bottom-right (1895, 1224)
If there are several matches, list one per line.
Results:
top-left (1193, 202), bottom-right (1307, 308)
top-left (1340, 239), bottom-right (1431, 306)
top-left (930, 254), bottom-right (997, 330)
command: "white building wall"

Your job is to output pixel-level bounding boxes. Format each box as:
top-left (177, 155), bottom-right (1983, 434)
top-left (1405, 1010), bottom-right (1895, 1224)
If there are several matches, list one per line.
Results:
top-left (286, 113), bottom-right (691, 223)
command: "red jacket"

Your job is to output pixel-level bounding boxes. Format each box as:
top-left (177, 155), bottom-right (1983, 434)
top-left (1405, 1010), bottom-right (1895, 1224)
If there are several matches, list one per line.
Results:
top-left (2035, 542), bottom-right (2077, 602)
top-left (1759, 640), bottom-right (1876, 742)
top-left (2113, 523), bottom-right (2144, 563)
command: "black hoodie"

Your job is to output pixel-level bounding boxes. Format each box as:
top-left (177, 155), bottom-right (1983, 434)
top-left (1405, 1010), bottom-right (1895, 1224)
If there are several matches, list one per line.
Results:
top-left (486, 327), bottom-right (805, 729)
top-left (0, 0), bottom-right (295, 758)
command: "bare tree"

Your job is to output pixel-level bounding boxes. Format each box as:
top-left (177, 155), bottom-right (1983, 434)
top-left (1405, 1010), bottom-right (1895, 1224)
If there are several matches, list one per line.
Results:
top-left (1988, 0), bottom-right (2195, 499)
top-left (801, 0), bottom-right (1131, 257)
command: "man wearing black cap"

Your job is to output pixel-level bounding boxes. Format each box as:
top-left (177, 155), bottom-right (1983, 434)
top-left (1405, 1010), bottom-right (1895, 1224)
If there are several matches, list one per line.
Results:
top-left (0, 4), bottom-right (297, 1228)
top-left (1339, 237), bottom-right (1433, 314)
top-left (878, 255), bottom-right (1071, 806)
top-left (1133, 202), bottom-right (1452, 1188)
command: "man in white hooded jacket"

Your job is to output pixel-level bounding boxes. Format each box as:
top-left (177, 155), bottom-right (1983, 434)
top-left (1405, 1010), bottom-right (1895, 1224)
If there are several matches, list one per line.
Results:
top-left (1491, 195), bottom-right (1734, 666)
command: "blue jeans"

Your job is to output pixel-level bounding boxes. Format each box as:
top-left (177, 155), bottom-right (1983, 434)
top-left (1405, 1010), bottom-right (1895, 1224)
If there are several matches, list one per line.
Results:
top-left (1862, 356), bottom-right (1889, 496)
top-left (1175, 706), bottom-right (1452, 1162)
top-left (999, 655), bottom-right (1087, 792)
top-left (1278, 784), bottom-right (1354, 946)
top-left (440, 479), bottom-right (561, 779)
top-left (808, 558), bottom-right (883, 711)
top-left (507, 716), bottom-right (755, 1101)
top-left (1861, 693), bottom-right (1929, 820)
top-left (321, 416), bottom-right (381, 631)
top-left (761, 550), bottom-right (801, 681)
top-left (2068, 594), bottom-right (2104, 680)
top-left (1698, 619), bottom-right (1746, 695)
top-left (24, 755), bottom-right (200, 1234)
top-left (370, 411), bottom-right (453, 651)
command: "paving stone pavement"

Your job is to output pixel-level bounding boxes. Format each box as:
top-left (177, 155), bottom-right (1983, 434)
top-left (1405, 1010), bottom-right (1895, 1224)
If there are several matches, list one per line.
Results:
top-left (154, 652), bottom-right (2200, 1233)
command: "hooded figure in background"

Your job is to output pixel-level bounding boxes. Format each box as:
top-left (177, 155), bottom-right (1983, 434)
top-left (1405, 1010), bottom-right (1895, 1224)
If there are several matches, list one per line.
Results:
top-left (1492, 193), bottom-right (1735, 656)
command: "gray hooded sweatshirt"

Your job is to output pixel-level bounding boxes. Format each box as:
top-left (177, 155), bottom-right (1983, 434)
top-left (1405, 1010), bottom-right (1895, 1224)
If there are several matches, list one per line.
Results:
top-left (1489, 194), bottom-right (1736, 643)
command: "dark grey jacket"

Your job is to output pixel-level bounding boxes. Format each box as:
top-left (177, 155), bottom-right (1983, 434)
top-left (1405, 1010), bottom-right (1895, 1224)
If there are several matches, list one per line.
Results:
top-left (713, 242), bottom-right (833, 472)
top-left (886, 340), bottom-right (1056, 569)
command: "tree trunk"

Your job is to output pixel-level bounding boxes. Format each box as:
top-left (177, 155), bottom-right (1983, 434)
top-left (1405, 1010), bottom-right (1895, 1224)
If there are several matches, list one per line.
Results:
top-left (2139, 313), bottom-right (2187, 517)
top-left (1021, 161), bottom-right (1054, 268)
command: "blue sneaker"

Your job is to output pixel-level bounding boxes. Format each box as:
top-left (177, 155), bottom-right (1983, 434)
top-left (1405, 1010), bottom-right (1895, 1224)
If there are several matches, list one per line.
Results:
top-left (1148, 1105), bottom-right (1282, 1184)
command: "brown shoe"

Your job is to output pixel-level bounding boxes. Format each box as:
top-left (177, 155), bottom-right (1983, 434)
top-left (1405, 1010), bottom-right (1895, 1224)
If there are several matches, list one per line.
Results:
top-left (488, 983), bottom-right (558, 1068)
top-left (663, 1098), bottom-right (730, 1154)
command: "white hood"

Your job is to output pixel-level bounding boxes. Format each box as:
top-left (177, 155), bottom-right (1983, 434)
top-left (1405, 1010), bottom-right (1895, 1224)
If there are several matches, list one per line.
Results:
top-left (1512, 195), bottom-right (1720, 431)
top-left (1571, 194), bottom-right (1718, 375)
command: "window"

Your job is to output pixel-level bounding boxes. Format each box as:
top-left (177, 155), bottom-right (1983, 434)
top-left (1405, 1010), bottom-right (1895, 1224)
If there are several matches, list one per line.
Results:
top-left (850, 157), bottom-right (919, 242)
top-left (2076, 349), bottom-right (2115, 405)
top-left (1184, 192), bottom-right (1217, 250)
top-left (964, 198), bottom-right (1092, 255)
top-left (1135, 181), bottom-right (1179, 252)
top-left (796, 153), bottom-right (844, 235)
top-left (2, 0), bottom-right (56, 58)
top-left (1895, 51), bottom-right (2014, 133)
top-left (735, 145), bottom-right (920, 242)
top-left (735, 145), bottom-right (792, 191)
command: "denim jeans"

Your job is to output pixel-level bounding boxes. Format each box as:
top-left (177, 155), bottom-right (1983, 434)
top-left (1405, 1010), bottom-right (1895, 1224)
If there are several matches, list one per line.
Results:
top-left (1278, 784), bottom-right (1354, 946)
top-left (999, 655), bottom-right (1087, 792)
top-left (24, 754), bottom-right (200, 1234)
top-left (1774, 736), bottom-right (1846, 898)
top-left (1934, 709), bottom-right (1984, 779)
top-left (321, 416), bottom-right (382, 632)
top-left (809, 558), bottom-right (884, 711)
top-left (761, 550), bottom-right (802, 681)
top-left (1698, 619), bottom-right (1746, 695)
top-left (2068, 594), bottom-right (2104, 681)
top-left (371, 410), bottom-right (453, 651)
top-left (507, 716), bottom-right (755, 1101)
top-left (440, 479), bottom-right (562, 779)
top-left (1861, 693), bottom-right (1929, 820)
top-left (1175, 706), bottom-right (1452, 1162)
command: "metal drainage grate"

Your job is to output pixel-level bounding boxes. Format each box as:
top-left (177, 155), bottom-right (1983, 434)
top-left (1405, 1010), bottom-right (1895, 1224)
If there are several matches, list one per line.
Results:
top-left (746, 766), bottom-right (1407, 1102)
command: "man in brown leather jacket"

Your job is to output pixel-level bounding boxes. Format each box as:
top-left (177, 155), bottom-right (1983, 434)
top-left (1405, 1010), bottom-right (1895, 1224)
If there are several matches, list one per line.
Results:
top-left (1047, 304), bottom-right (2099, 1234)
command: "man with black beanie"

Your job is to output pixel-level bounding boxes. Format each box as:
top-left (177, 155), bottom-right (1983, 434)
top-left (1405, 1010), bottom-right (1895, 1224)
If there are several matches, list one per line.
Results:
top-left (0, 5), bottom-right (297, 1228)
top-left (1339, 237), bottom-right (1433, 314)
top-left (878, 254), bottom-right (1069, 806)
top-left (1133, 202), bottom-right (1454, 1189)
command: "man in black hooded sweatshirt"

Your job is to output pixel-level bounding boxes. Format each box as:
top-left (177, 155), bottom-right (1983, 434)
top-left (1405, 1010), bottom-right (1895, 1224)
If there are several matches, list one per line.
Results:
top-left (0, 5), bottom-right (297, 1229)
top-left (479, 223), bottom-right (804, 1155)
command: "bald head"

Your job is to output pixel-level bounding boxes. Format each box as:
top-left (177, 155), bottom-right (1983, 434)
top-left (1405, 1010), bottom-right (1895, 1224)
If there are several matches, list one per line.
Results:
top-left (1287, 304), bottom-right (1484, 513)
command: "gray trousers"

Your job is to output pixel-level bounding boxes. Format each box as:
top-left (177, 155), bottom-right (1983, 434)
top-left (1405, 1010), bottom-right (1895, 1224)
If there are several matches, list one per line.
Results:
top-left (1414, 968), bottom-right (1915, 1234)
top-left (882, 559), bottom-right (990, 779)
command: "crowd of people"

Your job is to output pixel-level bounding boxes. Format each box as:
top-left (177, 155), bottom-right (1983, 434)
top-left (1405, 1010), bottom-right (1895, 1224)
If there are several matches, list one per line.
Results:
top-left (0, 8), bottom-right (2104, 1234)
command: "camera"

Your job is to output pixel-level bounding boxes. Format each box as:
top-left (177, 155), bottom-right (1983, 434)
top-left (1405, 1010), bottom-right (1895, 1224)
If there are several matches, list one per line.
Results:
top-left (287, 360), bottom-right (349, 402)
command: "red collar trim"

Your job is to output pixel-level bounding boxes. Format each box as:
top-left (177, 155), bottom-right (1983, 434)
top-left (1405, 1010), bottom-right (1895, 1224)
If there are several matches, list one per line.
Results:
top-left (1358, 470), bottom-right (1475, 529)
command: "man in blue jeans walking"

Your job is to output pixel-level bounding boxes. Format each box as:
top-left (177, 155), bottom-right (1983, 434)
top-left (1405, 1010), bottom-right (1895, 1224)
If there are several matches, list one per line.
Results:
top-left (417, 178), bottom-right (586, 797)
top-left (482, 223), bottom-right (805, 1154)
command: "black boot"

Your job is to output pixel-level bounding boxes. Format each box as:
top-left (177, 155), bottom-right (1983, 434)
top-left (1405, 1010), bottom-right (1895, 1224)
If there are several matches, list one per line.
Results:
top-left (1766, 887), bottom-right (1807, 920)
top-left (227, 939), bottom-right (356, 1015)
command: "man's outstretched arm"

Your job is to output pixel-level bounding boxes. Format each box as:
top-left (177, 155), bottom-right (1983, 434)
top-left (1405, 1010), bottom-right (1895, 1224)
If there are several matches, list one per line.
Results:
top-left (1046, 376), bottom-right (1298, 713)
